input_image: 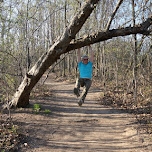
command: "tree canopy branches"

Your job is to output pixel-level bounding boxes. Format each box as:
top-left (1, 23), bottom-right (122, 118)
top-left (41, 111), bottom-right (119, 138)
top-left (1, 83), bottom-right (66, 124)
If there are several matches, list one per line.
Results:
top-left (66, 15), bottom-right (152, 52)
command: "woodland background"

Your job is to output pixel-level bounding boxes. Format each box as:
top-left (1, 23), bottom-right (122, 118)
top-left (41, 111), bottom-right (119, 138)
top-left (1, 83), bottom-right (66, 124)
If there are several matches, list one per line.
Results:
top-left (0, 0), bottom-right (152, 150)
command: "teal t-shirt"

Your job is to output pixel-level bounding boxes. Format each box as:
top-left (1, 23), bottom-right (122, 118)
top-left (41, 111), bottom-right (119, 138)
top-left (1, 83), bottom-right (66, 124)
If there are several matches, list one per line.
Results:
top-left (78, 61), bottom-right (93, 79)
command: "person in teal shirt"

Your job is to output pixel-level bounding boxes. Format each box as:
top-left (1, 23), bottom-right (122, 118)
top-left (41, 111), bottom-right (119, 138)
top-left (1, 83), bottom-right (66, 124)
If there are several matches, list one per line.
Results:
top-left (74, 45), bottom-right (94, 106)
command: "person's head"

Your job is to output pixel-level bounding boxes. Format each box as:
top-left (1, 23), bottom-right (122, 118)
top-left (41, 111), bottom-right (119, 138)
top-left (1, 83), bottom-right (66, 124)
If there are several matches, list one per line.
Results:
top-left (82, 55), bottom-right (89, 65)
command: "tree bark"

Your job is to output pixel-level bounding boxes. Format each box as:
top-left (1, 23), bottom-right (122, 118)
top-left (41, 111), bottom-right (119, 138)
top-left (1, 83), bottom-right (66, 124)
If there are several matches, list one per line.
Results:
top-left (3, 2), bottom-right (152, 109)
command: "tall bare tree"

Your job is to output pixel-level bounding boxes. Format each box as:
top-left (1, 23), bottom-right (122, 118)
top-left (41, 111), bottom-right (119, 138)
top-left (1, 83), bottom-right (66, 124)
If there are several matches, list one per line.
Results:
top-left (132, 0), bottom-right (138, 105)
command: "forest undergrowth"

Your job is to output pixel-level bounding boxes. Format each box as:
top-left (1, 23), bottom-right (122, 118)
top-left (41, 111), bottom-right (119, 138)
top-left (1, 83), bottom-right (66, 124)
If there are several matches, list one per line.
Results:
top-left (96, 79), bottom-right (152, 137)
top-left (0, 116), bottom-right (27, 152)
top-left (0, 84), bottom-right (52, 152)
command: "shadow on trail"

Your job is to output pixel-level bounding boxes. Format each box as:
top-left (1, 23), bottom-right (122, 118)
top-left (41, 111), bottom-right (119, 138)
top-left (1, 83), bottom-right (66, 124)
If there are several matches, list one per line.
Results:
top-left (8, 78), bottom-right (151, 152)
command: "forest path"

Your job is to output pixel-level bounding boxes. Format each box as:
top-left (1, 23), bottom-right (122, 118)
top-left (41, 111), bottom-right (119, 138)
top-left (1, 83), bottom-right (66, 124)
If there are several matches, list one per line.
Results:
top-left (10, 73), bottom-right (150, 152)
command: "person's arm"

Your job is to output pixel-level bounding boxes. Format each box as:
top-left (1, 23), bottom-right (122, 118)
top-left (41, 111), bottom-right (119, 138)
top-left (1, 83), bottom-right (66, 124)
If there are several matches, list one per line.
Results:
top-left (89, 45), bottom-right (94, 63)
top-left (78, 48), bottom-right (81, 63)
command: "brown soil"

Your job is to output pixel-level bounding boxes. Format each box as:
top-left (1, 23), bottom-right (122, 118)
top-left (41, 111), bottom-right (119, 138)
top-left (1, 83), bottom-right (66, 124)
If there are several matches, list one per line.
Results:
top-left (3, 73), bottom-right (152, 152)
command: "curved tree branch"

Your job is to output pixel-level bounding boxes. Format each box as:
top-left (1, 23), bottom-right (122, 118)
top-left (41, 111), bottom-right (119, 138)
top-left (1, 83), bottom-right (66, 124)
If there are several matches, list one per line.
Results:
top-left (65, 15), bottom-right (152, 52)
top-left (106, 0), bottom-right (124, 31)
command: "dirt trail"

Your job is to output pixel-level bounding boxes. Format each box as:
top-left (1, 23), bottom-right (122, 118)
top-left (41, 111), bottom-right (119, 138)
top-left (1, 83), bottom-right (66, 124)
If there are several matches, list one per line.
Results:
top-left (9, 74), bottom-right (151, 152)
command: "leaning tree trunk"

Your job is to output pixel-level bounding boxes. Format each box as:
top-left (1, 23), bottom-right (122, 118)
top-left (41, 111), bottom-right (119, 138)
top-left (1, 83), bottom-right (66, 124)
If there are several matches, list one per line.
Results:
top-left (2, 0), bottom-right (152, 108)
top-left (3, 0), bottom-right (100, 108)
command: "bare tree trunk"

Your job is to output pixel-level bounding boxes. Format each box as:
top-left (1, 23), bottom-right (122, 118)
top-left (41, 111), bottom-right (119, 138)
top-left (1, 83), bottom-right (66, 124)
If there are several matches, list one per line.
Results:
top-left (132, 0), bottom-right (138, 105)
top-left (3, 0), bottom-right (100, 108)
top-left (102, 42), bottom-right (106, 96)
top-left (95, 44), bottom-right (100, 77)
top-left (63, 0), bottom-right (67, 77)
top-left (147, 49), bottom-right (151, 81)
top-left (115, 52), bottom-right (118, 91)
top-left (68, 54), bottom-right (71, 76)
top-left (26, 0), bottom-right (30, 72)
